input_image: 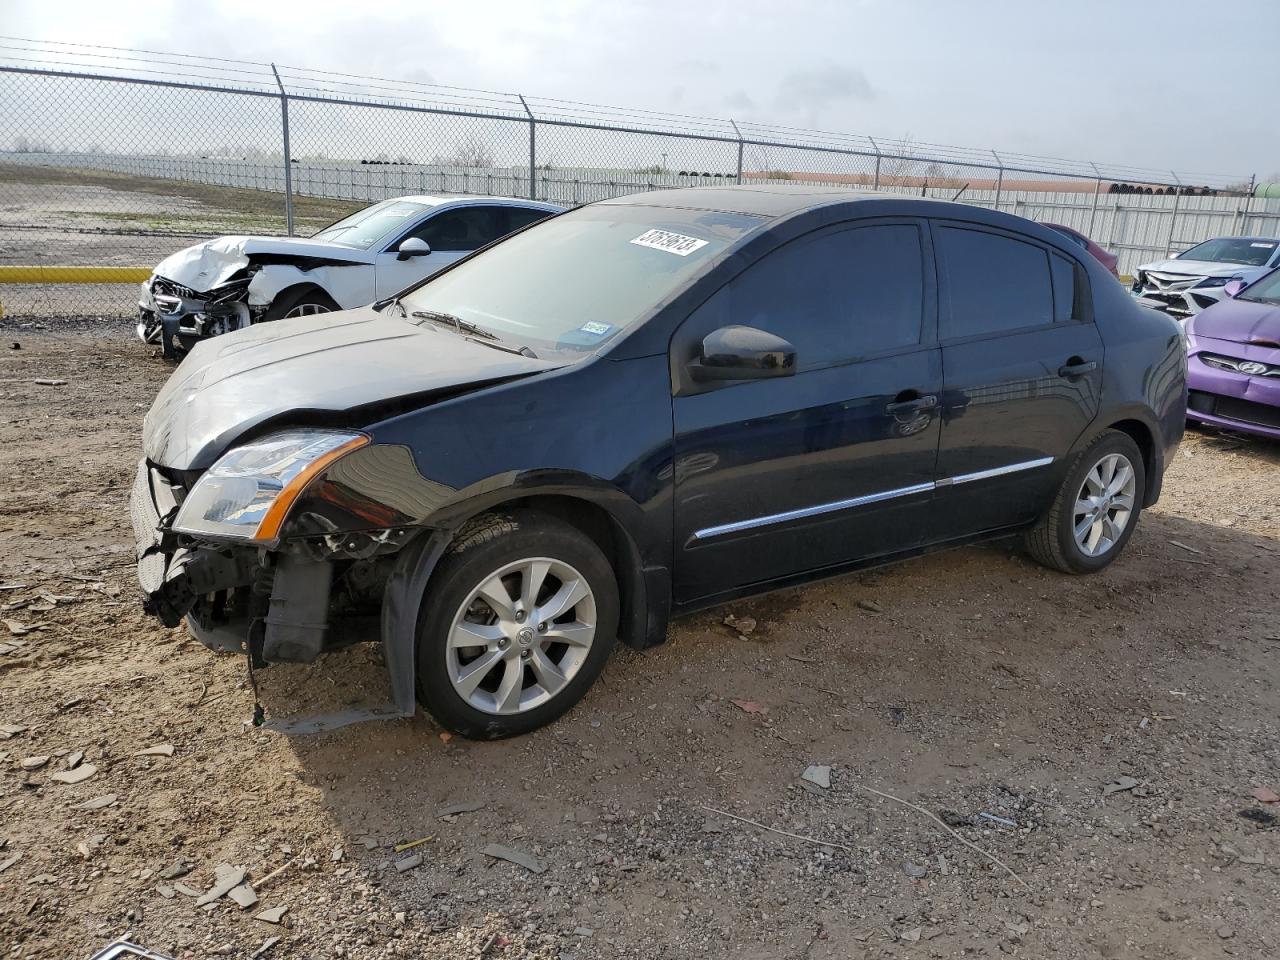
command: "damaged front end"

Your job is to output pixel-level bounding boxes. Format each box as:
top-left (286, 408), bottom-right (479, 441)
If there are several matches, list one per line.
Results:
top-left (130, 429), bottom-right (427, 731)
top-left (138, 274), bottom-right (260, 359)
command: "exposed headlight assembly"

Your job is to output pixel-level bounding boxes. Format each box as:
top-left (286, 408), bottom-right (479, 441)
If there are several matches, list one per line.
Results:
top-left (1195, 275), bottom-right (1241, 289)
top-left (172, 429), bottom-right (369, 542)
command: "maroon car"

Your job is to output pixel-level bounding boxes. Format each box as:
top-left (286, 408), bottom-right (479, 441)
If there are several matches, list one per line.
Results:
top-left (1042, 223), bottom-right (1121, 279)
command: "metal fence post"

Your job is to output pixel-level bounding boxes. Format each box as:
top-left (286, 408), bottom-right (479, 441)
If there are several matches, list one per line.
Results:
top-left (270, 63), bottom-right (294, 236)
top-left (729, 119), bottom-right (744, 185)
top-left (1241, 173), bottom-right (1256, 234)
top-left (1165, 171), bottom-right (1182, 256)
top-left (868, 136), bottom-right (881, 190)
top-left (1088, 162), bottom-right (1102, 237)
top-left (518, 95), bottom-right (536, 200)
top-left (991, 150), bottom-right (1003, 212)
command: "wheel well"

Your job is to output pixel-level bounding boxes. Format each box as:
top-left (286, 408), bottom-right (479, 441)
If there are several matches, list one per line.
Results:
top-left (456, 495), bottom-right (651, 650)
top-left (1103, 418), bottom-right (1156, 500)
top-left (268, 283), bottom-right (340, 315)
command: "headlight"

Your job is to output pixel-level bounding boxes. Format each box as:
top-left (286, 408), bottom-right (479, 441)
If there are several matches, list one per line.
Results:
top-left (172, 429), bottom-right (369, 542)
top-left (1195, 276), bottom-right (1240, 288)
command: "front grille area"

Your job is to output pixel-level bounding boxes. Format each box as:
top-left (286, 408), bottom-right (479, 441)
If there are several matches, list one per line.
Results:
top-left (151, 276), bottom-right (201, 300)
top-left (1188, 390), bottom-right (1280, 430)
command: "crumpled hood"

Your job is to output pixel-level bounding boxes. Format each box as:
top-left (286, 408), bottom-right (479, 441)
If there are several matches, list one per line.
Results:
top-left (153, 236), bottom-right (376, 292)
top-left (142, 306), bottom-right (561, 470)
top-left (1187, 298), bottom-right (1280, 348)
top-left (1138, 258), bottom-right (1263, 280)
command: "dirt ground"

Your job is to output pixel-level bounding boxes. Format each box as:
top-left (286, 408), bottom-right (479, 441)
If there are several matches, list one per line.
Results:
top-left (1, 323), bottom-right (1278, 960)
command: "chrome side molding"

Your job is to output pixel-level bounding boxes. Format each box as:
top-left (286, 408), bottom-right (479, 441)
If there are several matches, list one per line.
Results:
top-left (692, 457), bottom-right (1054, 542)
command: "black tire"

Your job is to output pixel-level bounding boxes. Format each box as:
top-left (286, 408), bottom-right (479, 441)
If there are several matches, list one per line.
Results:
top-left (415, 510), bottom-right (619, 739)
top-left (1024, 430), bottom-right (1147, 574)
top-left (263, 287), bottom-right (339, 322)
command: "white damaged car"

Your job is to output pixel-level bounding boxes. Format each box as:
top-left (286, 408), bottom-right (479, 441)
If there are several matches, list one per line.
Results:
top-left (1131, 235), bottom-right (1280, 320)
top-left (137, 195), bottom-right (563, 357)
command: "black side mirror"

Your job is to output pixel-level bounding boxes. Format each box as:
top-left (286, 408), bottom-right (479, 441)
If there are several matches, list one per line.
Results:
top-left (688, 325), bottom-right (797, 382)
top-left (397, 237), bottom-right (432, 261)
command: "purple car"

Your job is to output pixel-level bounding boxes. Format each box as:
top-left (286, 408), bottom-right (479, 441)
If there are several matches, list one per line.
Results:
top-left (1185, 268), bottom-right (1280, 440)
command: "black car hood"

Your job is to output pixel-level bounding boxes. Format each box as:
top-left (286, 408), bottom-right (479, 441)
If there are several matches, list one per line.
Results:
top-left (143, 307), bottom-right (561, 470)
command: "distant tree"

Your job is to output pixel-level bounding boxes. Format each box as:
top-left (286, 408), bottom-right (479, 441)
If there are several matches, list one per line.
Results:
top-left (449, 136), bottom-right (494, 168)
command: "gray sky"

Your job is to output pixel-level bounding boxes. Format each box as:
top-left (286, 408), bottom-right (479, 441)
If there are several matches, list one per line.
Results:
top-left (6, 0), bottom-right (1278, 178)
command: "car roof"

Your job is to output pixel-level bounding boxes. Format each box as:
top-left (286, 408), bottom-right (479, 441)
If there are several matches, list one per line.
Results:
top-left (389, 194), bottom-right (563, 209)
top-left (597, 184), bottom-right (935, 218)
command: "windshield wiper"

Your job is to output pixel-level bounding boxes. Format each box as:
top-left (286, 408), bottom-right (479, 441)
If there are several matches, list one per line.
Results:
top-left (411, 309), bottom-right (499, 341)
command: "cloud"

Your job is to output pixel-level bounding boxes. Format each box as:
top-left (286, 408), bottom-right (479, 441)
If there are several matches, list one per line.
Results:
top-left (723, 89), bottom-right (756, 112)
top-left (775, 63), bottom-right (874, 108)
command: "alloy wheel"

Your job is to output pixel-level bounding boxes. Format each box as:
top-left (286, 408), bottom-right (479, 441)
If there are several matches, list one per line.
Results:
top-left (445, 557), bottom-right (597, 715)
top-left (1073, 453), bottom-right (1136, 557)
top-left (283, 302), bottom-right (332, 318)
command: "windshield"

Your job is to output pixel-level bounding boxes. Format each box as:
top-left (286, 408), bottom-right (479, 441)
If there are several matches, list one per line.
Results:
top-left (1239, 268), bottom-right (1280, 304)
top-left (312, 199), bottom-right (430, 249)
top-left (397, 204), bottom-right (765, 358)
top-left (1177, 237), bottom-right (1278, 267)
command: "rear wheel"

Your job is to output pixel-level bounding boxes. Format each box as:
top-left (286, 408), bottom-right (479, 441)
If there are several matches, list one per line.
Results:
top-left (1024, 430), bottom-right (1146, 574)
top-left (415, 511), bottom-right (618, 739)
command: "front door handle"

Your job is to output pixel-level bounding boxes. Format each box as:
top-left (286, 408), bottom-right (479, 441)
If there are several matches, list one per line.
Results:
top-left (1058, 359), bottom-right (1097, 379)
top-left (885, 394), bottom-right (938, 417)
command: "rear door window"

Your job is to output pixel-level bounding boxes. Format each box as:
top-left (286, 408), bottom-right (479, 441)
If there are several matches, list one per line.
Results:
top-left (936, 226), bottom-right (1054, 339)
top-left (411, 206), bottom-right (506, 252)
top-left (505, 207), bottom-right (554, 232)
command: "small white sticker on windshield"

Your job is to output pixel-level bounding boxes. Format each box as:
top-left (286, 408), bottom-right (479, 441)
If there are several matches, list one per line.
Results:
top-left (630, 229), bottom-right (709, 257)
top-left (579, 321), bottom-right (611, 336)
top-left (1251, 242), bottom-right (1275, 248)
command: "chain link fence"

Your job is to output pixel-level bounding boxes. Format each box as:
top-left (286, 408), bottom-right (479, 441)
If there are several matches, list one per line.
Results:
top-left (1, 39), bottom-right (1275, 320)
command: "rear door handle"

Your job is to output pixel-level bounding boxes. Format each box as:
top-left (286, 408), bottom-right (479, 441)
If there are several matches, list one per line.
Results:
top-left (885, 394), bottom-right (938, 416)
top-left (1058, 360), bottom-right (1097, 379)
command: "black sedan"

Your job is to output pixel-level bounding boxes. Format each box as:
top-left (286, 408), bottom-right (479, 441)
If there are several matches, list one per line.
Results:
top-left (130, 187), bottom-right (1186, 738)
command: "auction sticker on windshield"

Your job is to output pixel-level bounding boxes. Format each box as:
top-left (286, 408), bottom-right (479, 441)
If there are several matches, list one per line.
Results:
top-left (630, 229), bottom-right (709, 256)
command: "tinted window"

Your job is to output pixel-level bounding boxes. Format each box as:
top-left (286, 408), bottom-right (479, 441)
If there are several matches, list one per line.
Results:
top-left (937, 227), bottom-right (1053, 338)
top-left (1051, 254), bottom-right (1078, 322)
top-left (697, 224), bottom-right (925, 370)
top-left (506, 207), bottom-right (554, 232)
top-left (411, 206), bottom-right (505, 252)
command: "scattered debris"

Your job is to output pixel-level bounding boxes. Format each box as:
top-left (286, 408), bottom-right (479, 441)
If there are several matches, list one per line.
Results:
top-left (134, 743), bottom-right (175, 757)
top-left (435, 801), bottom-right (485, 818)
top-left (49, 763), bottom-right (97, 784)
top-left (1102, 776), bottom-right (1140, 797)
top-left (75, 793), bottom-right (117, 811)
top-left (394, 853), bottom-right (423, 873)
top-left (723, 613), bottom-right (756, 636)
top-left (19, 756), bottom-right (50, 771)
top-left (393, 835), bottom-right (435, 853)
top-left (3, 619), bottom-right (46, 636)
top-left (482, 843), bottom-right (546, 874)
top-left (1239, 808), bottom-right (1278, 828)
top-left (65, 750), bottom-right (84, 769)
top-left (0, 854), bottom-right (20, 874)
top-left (251, 936), bottom-right (281, 958)
top-left (228, 883), bottom-right (259, 909)
top-left (253, 859), bottom-right (293, 889)
top-left (978, 812), bottom-right (1018, 828)
top-left (899, 926), bottom-right (922, 942)
top-left (195, 864), bottom-right (247, 906)
top-left (1169, 539), bottom-right (1204, 555)
top-left (800, 764), bottom-right (831, 790)
top-left (696, 804), bottom-right (853, 854)
top-left (1250, 786), bottom-right (1280, 804)
top-left (1216, 925), bottom-right (1235, 939)
top-left (155, 884), bottom-right (175, 899)
top-left (729, 698), bottom-right (768, 715)
top-left (255, 905), bottom-right (288, 924)
top-left (158, 862), bottom-right (191, 880)
top-left (938, 809), bottom-right (972, 828)
top-left (856, 599), bottom-right (883, 613)
top-left (33, 378), bottom-right (67, 386)
top-left (903, 862), bottom-right (928, 879)
top-left (437, 731), bottom-right (453, 745)
top-left (330, 844), bottom-right (344, 863)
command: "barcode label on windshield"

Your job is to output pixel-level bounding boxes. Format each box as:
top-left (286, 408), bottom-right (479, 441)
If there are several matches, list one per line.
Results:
top-left (630, 229), bottom-right (709, 257)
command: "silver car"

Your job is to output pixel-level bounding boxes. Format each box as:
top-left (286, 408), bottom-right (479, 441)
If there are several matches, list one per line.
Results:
top-left (1132, 236), bottom-right (1280, 320)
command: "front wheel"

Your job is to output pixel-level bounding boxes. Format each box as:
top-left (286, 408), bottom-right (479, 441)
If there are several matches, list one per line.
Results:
top-left (415, 511), bottom-right (618, 739)
top-left (1024, 430), bottom-right (1146, 574)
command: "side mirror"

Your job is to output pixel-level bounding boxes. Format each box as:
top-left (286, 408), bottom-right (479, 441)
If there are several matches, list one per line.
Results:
top-left (1223, 279), bottom-right (1246, 299)
top-left (688, 325), bottom-right (796, 382)
top-left (397, 237), bottom-right (431, 261)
